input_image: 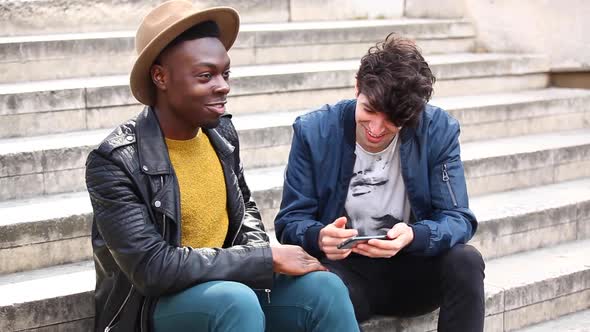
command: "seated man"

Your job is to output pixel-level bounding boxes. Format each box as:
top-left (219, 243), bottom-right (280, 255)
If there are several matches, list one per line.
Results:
top-left (275, 34), bottom-right (485, 332)
top-left (85, 1), bottom-right (359, 331)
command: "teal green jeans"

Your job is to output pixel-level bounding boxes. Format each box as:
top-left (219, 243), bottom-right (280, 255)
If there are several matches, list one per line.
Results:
top-left (153, 271), bottom-right (360, 332)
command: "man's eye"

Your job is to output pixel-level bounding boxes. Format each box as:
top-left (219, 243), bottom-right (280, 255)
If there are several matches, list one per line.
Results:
top-left (223, 70), bottom-right (231, 79)
top-left (198, 73), bottom-right (212, 79)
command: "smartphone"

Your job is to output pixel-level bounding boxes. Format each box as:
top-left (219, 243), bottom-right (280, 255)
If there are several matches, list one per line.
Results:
top-left (337, 235), bottom-right (389, 249)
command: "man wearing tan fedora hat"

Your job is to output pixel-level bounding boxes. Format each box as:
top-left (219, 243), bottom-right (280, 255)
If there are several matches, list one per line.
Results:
top-left (85, 1), bottom-right (359, 331)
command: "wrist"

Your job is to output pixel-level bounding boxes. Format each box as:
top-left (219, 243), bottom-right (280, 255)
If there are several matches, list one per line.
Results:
top-left (270, 246), bottom-right (283, 272)
top-left (317, 228), bottom-right (325, 250)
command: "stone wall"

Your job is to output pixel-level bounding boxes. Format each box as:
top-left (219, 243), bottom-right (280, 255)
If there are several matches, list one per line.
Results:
top-left (463, 0), bottom-right (590, 72)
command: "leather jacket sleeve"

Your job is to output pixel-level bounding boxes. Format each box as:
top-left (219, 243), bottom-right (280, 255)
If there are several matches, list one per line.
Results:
top-left (86, 148), bottom-right (273, 297)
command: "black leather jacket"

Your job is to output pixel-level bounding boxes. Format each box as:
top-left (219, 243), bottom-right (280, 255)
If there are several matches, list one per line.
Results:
top-left (85, 107), bottom-right (273, 332)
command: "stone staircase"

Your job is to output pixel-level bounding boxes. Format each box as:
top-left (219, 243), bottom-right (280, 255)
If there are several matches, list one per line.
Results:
top-left (1, 1), bottom-right (589, 331)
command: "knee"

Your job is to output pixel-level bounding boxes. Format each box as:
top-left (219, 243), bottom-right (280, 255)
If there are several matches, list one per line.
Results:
top-left (305, 271), bottom-right (348, 292)
top-left (298, 272), bottom-right (358, 328)
top-left (194, 281), bottom-right (263, 323)
top-left (206, 281), bottom-right (261, 311)
top-left (302, 271), bottom-right (351, 304)
top-left (442, 245), bottom-right (485, 282)
top-left (155, 281), bottom-right (264, 331)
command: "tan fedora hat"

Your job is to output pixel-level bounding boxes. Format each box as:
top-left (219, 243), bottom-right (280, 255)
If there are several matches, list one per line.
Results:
top-left (130, 0), bottom-right (239, 105)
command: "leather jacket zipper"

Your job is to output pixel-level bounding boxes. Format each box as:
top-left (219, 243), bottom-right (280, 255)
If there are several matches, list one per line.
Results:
top-left (160, 176), bottom-right (167, 240)
top-left (105, 174), bottom-right (169, 332)
top-left (442, 164), bottom-right (458, 207)
top-left (229, 201), bottom-right (246, 246)
top-left (230, 220), bottom-right (243, 246)
top-left (139, 297), bottom-right (147, 332)
top-left (162, 213), bottom-right (167, 239)
top-left (104, 286), bottom-right (134, 332)
top-left (138, 176), bottom-right (168, 332)
top-left (253, 288), bottom-right (272, 304)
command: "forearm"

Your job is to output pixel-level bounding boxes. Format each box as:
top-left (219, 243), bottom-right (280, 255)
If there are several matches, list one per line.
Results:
top-left (126, 243), bottom-right (274, 296)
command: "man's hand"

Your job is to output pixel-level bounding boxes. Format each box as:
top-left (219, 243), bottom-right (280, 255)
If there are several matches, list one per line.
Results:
top-left (318, 216), bottom-right (358, 260)
top-left (271, 244), bottom-right (327, 276)
top-left (352, 223), bottom-right (414, 258)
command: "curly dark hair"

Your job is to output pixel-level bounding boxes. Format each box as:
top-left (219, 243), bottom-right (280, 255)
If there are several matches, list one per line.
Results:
top-left (356, 33), bottom-right (436, 128)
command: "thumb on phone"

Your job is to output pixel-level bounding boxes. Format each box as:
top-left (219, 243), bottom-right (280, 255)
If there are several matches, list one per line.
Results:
top-left (333, 216), bottom-right (348, 229)
top-left (387, 222), bottom-right (411, 240)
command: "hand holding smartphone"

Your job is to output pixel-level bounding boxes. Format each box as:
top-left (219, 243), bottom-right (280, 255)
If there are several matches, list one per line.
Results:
top-left (337, 235), bottom-right (389, 249)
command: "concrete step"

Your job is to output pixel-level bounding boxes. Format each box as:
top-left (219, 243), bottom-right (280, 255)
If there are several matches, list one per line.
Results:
top-left (5, 124), bottom-right (588, 201)
top-left (484, 240), bottom-right (590, 331)
top-left (2, 165), bottom-right (589, 275)
top-left (0, 261), bottom-right (95, 332)
top-left (0, 53), bottom-right (550, 138)
top-left (468, 179), bottom-right (590, 260)
top-left (235, 88), bottom-right (590, 169)
top-left (0, 192), bottom-right (92, 275)
top-left (361, 240), bottom-right (590, 332)
top-left (0, 0), bottom-right (406, 36)
top-left (432, 88), bottom-right (590, 142)
top-left (2, 86), bottom-right (587, 145)
top-left (0, 1), bottom-right (290, 36)
top-left (0, 19), bottom-right (475, 82)
top-left (1, 239), bottom-right (588, 331)
top-left (0, 130), bottom-right (106, 200)
top-left (515, 309), bottom-right (590, 332)
top-left (459, 129), bottom-right (590, 195)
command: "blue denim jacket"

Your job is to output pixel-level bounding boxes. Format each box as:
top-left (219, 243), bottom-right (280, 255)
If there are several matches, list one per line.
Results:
top-left (274, 99), bottom-right (477, 257)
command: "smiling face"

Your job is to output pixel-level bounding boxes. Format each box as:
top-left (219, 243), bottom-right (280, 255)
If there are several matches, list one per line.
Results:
top-left (355, 93), bottom-right (401, 153)
top-left (151, 37), bottom-right (231, 139)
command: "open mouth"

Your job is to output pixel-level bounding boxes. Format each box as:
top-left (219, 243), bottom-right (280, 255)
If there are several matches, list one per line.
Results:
top-left (363, 126), bottom-right (386, 143)
top-left (367, 130), bottom-right (384, 138)
top-left (205, 101), bottom-right (227, 114)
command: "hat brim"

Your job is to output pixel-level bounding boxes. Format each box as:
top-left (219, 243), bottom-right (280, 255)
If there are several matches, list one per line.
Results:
top-left (130, 7), bottom-right (239, 105)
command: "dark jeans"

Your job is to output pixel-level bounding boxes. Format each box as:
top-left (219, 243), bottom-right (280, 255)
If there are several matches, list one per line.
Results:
top-left (153, 271), bottom-right (360, 332)
top-left (322, 244), bottom-right (485, 332)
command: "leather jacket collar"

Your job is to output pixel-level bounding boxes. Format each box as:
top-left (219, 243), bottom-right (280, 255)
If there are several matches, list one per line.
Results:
top-left (134, 106), bottom-right (235, 176)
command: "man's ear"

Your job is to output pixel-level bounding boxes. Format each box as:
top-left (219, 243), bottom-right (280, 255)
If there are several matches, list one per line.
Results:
top-left (151, 64), bottom-right (167, 92)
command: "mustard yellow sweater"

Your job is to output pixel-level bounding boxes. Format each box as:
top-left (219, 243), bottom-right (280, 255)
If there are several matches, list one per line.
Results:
top-left (165, 130), bottom-right (228, 248)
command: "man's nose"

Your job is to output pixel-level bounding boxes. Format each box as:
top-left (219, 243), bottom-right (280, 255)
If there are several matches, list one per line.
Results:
top-left (214, 76), bottom-right (230, 94)
top-left (369, 113), bottom-right (388, 134)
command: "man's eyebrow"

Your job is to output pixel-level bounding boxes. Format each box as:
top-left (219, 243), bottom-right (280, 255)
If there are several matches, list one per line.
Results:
top-left (192, 61), bottom-right (231, 69)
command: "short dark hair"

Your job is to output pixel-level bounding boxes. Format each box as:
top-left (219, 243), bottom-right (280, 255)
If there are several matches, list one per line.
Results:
top-left (356, 33), bottom-right (436, 128)
top-left (155, 20), bottom-right (220, 64)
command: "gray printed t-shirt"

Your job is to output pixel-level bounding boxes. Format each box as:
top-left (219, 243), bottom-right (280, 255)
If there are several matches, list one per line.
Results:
top-left (345, 135), bottom-right (411, 236)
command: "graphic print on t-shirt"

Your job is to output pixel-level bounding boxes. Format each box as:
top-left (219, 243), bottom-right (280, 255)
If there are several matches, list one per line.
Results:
top-left (345, 135), bottom-right (410, 236)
